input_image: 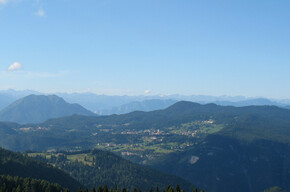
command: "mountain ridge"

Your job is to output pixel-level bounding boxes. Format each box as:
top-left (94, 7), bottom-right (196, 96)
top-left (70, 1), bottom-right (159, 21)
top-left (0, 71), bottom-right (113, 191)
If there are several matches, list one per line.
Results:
top-left (1, 89), bottom-right (290, 113)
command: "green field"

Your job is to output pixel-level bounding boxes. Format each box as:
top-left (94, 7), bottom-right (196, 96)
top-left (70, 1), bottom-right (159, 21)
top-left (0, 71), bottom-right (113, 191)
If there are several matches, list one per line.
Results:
top-left (89, 121), bottom-right (225, 163)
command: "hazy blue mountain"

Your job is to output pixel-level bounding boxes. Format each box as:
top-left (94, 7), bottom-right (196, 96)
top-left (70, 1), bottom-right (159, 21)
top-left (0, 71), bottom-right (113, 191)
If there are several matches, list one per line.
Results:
top-left (57, 93), bottom-right (252, 112)
top-left (0, 89), bottom-right (41, 110)
top-left (162, 94), bottom-right (247, 103)
top-left (0, 94), bottom-right (95, 124)
top-left (1, 89), bottom-right (290, 113)
top-left (95, 99), bottom-right (177, 115)
top-left (57, 92), bottom-right (172, 112)
top-left (214, 98), bottom-right (282, 107)
top-left (57, 92), bottom-right (138, 112)
top-left (0, 89), bottom-right (41, 97)
top-left (0, 94), bottom-right (15, 111)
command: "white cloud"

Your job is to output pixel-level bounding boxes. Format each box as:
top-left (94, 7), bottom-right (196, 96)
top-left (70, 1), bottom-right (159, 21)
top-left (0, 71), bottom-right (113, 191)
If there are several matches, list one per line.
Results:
top-left (0, 0), bottom-right (7, 4)
top-left (7, 62), bottom-right (22, 72)
top-left (144, 90), bottom-right (151, 94)
top-left (34, 8), bottom-right (45, 17)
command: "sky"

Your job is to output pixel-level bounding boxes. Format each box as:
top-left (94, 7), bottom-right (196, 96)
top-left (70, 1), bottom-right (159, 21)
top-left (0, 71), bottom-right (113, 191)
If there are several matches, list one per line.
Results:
top-left (0, 0), bottom-right (290, 98)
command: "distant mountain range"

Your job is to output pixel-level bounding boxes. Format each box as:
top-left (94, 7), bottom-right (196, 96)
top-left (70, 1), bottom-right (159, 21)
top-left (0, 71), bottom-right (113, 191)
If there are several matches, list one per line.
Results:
top-left (95, 99), bottom-right (177, 115)
top-left (0, 94), bottom-right (95, 124)
top-left (1, 89), bottom-right (290, 115)
top-left (213, 98), bottom-right (281, 106)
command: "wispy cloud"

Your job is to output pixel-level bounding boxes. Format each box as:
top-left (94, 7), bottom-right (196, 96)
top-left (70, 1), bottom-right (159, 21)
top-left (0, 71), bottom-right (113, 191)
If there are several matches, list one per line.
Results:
top-left (0, 0), bottom-right (7, 4)
top-left (7, 62), bottom-right (22, 72)
top-left (144, 90), bottom-right (151, 94)
top-left (0, 70), bottom-right (67, 79)
top-left (24, 71), bottom-right (65, 78)
top-left (34, 8), bottom-right (45, 17)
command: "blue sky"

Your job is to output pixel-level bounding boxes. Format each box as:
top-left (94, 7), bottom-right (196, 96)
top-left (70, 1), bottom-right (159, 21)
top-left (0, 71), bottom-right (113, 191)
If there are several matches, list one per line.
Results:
top-left (0, 0), bottom-right (290, 98)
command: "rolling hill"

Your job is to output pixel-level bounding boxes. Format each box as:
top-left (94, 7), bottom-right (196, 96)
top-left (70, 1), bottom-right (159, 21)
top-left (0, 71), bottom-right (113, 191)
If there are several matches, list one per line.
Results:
top-left (0, 94), bottom-right (95, 124)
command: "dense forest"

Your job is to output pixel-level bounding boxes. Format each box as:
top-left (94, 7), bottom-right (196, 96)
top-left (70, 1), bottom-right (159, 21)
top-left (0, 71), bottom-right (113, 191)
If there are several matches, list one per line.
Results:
top-left (0, 175), bottom-right (67, 192)
top-left (0, 148), bottom-right (82, 191)
top-left (74, 184), bottom-right (204, 192)
top-left (31, 149), bottom-right (195, 191)
top-left (0, 177), bottom-right (204, 192)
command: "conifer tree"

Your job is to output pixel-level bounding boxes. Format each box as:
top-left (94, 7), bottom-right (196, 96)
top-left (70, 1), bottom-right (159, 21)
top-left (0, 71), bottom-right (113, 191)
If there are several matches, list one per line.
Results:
top-left (175, 185), bottom-right (180, 192)
top-left (103, 185), bottom-right (109, 192)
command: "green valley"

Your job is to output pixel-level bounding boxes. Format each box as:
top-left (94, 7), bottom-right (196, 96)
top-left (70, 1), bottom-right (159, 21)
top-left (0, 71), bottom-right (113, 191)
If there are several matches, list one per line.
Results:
top-left (1, 101), bottom-right (290, 192)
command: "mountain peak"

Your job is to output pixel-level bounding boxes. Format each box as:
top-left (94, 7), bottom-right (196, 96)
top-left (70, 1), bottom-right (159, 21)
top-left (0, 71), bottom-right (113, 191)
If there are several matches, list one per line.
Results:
top-left (166, 101), bottom-right (217, 112)
top-left (0, 95), bottom-right (95, 124)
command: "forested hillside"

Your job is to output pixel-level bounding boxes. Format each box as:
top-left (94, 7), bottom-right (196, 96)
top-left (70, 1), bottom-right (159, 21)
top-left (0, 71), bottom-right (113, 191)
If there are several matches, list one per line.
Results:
top-left (0, 148), bottom-right (82, 191)
top-left (0, 175), bottom-right (67, 192)
top-left (30, 149), bottom-right (196, 192)
top-left (150, 134), bottom-right (290, 192)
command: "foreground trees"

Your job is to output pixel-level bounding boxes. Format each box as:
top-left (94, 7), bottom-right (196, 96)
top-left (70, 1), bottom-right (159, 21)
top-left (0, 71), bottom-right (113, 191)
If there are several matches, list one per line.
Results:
top-left (0, 176), bottom-right (204, 192)
top-left (74, 185), bottom-right (204, 192)
top-left (0, 175), bottom-right (65, 192)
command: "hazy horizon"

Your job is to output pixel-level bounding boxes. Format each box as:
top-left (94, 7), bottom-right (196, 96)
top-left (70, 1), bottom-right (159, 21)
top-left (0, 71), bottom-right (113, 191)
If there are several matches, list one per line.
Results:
top-left (1, 88), bottom-right (290, 101)
top-left (1, 1), bottom-right (290, 98)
